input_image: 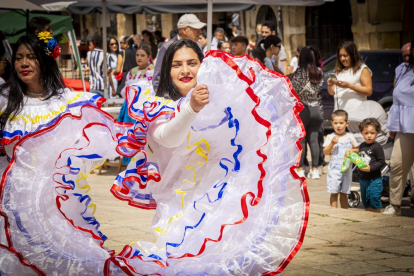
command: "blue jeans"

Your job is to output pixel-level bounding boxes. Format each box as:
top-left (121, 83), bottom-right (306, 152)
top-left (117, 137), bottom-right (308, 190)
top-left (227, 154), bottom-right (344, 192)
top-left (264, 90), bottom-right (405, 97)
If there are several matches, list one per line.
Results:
top-left (360, 178), bottom-right (383, 209)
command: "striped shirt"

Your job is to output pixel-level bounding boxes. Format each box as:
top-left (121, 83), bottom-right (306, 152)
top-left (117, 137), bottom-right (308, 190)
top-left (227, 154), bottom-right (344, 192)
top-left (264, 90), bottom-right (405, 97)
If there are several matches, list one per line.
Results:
top-left (87, 49), bottom-right (108, 91)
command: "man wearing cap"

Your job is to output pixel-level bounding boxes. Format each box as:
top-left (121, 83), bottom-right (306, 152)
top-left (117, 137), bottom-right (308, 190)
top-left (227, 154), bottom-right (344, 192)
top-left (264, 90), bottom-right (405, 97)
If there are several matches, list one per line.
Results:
top-left (153, 14), bottom-right (206, 93)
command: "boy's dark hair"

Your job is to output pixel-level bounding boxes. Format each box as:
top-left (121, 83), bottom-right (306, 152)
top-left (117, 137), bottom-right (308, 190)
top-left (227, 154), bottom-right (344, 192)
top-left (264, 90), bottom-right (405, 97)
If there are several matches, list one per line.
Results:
top-left (230, 36), bottom-right (248, 46)
top-left (331, 109), bottom-right (348, 121)
top-left (359, 118), bottom-right (381, 133)
top-left (28, 17), bottom-right (51, 35)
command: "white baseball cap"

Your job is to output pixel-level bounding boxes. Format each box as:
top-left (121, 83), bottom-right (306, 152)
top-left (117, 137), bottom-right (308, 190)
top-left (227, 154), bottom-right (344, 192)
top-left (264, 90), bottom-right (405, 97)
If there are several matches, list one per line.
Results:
top-left (177, 14), bottom-right (206, 29)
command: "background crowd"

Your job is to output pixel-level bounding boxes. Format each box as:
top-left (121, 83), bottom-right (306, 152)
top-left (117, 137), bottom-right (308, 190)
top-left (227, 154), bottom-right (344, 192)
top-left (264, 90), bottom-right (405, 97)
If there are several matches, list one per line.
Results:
top-left (1, 14), bottom-right (413, 216)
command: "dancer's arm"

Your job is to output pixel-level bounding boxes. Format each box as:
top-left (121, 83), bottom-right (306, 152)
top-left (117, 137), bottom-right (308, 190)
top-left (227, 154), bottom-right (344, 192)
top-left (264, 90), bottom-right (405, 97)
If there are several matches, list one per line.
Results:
top-left (150, 85), bottom-right (209, 148)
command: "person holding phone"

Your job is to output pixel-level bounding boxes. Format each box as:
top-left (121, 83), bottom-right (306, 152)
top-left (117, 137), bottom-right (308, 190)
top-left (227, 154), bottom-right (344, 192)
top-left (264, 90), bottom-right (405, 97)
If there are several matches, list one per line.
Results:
top-left (327, 41), bottom-right (372, 113)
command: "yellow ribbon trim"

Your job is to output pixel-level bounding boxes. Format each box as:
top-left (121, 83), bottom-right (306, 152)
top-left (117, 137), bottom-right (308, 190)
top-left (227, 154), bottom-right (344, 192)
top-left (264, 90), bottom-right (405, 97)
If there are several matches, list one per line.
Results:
top-left (131, 132), bottom-right (210, 251)
top-left (73, 158), bottom-right (106, 216)
top-left (1, 93), bottom-right (83, 124)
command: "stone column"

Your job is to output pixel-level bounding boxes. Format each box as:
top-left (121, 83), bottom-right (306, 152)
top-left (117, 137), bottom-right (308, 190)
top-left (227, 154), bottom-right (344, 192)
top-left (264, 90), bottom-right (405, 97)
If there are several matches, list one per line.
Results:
top-left (136, 14), bottom-right (147, 34)
top-left (117, 14), bottom-right (134, 38)
top-left (161, 13), bottom-right (174, 38)
top-left (350, 0), bottom-right (403, 50)
top-left (281, 6), bottom-right (306, 61)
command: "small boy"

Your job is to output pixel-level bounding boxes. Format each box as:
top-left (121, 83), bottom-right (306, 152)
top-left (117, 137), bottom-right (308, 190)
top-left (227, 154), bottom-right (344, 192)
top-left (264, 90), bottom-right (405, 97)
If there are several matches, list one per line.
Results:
top-left (357, 118), bottom-right (386, 213)
top-left (323, 110), bottom-right (358, 209)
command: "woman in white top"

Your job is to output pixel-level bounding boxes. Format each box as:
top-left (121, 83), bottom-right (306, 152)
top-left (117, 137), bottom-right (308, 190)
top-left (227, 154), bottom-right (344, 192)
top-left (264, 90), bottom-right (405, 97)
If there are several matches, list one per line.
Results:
top-left (327, 41), bottom-right (372, 113)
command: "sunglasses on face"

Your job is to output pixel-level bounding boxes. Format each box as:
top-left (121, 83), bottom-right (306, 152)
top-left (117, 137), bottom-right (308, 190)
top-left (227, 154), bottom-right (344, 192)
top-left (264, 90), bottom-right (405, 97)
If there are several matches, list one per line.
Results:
top-left (275, 45), bottom-right (281, 49)
top-left (110, 43), bottom-right (117, 46)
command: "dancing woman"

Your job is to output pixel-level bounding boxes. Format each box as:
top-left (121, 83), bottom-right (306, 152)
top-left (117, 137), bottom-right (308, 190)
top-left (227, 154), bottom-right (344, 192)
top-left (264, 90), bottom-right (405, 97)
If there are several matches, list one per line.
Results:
top-left (110, 39), bottom-right (308, 275)
top-left (0, 34), bottom-right (125, 275)
top-left (118, 45), bottom-right (155, 124)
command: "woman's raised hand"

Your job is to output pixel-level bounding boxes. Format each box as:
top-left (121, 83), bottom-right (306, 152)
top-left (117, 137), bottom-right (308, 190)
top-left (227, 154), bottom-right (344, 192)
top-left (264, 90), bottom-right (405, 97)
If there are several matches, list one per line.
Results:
top-left (190, 85), bottom-right (209, 113)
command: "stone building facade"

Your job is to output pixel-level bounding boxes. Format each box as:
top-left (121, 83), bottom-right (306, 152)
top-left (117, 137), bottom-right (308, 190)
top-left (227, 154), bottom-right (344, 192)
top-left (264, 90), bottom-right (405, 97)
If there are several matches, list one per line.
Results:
top-left (79, 0), bottom-right (410, 62)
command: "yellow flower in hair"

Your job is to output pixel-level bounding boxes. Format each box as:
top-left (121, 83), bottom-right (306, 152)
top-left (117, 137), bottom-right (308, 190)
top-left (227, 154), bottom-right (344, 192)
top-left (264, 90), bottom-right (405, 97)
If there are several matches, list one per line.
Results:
top-left (38, 32), bottom-right (53, 43)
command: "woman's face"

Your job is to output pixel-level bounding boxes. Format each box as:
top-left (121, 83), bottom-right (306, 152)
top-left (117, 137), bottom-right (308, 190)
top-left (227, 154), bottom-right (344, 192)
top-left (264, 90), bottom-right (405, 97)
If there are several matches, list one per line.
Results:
top-left (220, 42), bottom-right (231, 53)
top-left (339, 48), bottom-right (351, 68)
top-left (14, 44), bottom-right (41, 87)
top-left (89, 41), bottom-right (95, 51)
top-left (198, 35), bottom-right (207, 48)
top-left (170, 46), bottom-right (201, 97)
top-left (136, 49), bottom-right (149, 68)
top-left (109, 38), bottom-right (118, 53)
top-left (143, 34), bottom-right (150, 43)
top-left (120, 38), bottom-right (127, 50)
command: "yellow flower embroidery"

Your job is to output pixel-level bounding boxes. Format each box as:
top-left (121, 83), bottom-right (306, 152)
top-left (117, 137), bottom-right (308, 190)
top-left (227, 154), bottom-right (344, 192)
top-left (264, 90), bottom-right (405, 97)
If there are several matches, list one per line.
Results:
top-left (38, 32), bottom-right (53, 43)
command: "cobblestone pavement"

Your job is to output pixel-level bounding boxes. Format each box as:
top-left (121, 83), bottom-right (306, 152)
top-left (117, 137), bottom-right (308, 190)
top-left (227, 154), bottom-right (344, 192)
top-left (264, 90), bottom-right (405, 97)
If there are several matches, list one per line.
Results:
top-left (89, 166), bottom-right (414, 275)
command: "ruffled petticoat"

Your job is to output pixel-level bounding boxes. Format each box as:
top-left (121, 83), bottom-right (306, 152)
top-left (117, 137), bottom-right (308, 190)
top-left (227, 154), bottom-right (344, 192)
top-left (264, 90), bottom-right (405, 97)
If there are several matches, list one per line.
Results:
top-left (0, 52), bottom-right (308, 275)
top-left (0, 91), bottom-right (130, 275)
top-left (110, 52), bottom-right (309, 275)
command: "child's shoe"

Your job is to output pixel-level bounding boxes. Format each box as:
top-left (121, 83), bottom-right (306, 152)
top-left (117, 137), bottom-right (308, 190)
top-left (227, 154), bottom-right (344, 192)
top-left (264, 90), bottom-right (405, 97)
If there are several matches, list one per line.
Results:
top-left (308, 169), bottom-right (320, 180)
top-left (382, 205), bottom-right (401, 216)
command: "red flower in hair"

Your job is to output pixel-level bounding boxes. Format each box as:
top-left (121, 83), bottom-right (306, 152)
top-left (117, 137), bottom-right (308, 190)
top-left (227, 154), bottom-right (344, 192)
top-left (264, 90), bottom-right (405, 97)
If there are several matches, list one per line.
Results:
top-left (51, 46), bottom-right (61, 59)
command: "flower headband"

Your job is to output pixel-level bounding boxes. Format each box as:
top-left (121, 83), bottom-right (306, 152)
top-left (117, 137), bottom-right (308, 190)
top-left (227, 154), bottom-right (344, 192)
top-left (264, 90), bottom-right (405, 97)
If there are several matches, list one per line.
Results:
top-left (38, 32), bottom-right (61, 60)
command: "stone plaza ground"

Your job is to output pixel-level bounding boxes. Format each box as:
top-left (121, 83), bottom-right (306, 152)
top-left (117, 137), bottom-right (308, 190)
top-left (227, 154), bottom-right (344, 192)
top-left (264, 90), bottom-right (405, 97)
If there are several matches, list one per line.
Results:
top-left (88, 166), bottom-right (414, 275)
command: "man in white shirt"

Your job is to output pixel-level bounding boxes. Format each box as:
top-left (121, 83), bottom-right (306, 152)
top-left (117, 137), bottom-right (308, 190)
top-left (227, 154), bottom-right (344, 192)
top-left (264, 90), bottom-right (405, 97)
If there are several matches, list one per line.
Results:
top-left (211, 28), bottom-right (225, 51)
top-left (153, 14), bottom-right (206, 93)
top-left (261, 21), bottom-right (288, 74)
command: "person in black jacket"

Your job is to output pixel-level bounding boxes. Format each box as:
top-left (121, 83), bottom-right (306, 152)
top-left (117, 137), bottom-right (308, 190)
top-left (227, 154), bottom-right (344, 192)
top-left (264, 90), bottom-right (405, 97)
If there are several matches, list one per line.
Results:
top-left (357, 118), bottom-right (386, 213)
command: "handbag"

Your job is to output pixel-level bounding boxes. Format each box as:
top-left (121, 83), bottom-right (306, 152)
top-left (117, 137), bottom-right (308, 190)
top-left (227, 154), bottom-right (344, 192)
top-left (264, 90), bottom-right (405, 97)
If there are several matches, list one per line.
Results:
top-left (114, 51), bottom-right (125, 81)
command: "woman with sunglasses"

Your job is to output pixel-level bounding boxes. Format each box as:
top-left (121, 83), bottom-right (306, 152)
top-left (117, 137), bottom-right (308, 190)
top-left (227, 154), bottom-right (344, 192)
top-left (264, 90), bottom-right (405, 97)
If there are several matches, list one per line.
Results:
top-left (259, 35), bottom-right (284, 75)
top-left (107, 36), bottom-right (123, 98)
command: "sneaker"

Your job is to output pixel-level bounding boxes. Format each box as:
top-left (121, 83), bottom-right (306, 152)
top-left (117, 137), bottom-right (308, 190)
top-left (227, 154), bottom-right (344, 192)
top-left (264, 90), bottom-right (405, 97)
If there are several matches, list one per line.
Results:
top-left (382, 205), bottom-right (401, 216)
top-left (309, 169), bottom-right (320, 180)
top-left (318, 165), bottom-right (324, 175)
top-left (296, 169), bottom-right (306, 178)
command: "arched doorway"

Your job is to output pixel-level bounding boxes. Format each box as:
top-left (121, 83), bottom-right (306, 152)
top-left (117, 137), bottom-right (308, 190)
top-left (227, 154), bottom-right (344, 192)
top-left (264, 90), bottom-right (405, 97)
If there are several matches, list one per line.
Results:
top-left (256, 5), bottom-right (277, 33)
top-left (306, 0), bottom-right (353, 59)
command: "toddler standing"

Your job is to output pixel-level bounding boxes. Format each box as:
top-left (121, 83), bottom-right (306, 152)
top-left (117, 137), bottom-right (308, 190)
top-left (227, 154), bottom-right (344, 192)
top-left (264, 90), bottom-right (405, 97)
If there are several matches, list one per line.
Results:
top-left (357, 118), bottom-right (386, 212)
top-left (323, 110), bottom-right (359, 209)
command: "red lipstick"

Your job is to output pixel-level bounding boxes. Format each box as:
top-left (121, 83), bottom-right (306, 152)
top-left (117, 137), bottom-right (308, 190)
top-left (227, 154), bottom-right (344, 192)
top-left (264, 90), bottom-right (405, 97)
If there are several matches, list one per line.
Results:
top-left (180, 77), bottom-right (192, 82)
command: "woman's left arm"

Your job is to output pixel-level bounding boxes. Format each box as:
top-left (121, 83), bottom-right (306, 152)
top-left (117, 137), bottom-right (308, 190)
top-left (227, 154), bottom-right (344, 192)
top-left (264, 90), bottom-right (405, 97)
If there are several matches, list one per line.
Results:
top-left (336, 67), bottom-right (372, 96)
top-left (113, 53), bottom-right (123, 74)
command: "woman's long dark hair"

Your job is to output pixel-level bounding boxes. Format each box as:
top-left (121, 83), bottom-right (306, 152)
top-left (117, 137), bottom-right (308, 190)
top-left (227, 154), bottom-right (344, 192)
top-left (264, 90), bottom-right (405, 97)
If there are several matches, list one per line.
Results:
top-left (0, 35), bottom-right (65, 132)
top-left (156, 39), bottom-right (204, 101)
top-left (296, 46), bottom-right (323, 83)
top-left (107, 36), bottom-right (119, 55)
top-left (334, 41), bottom-right (364, 74)
top-left (252, 47), bottom-right (266, 64)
